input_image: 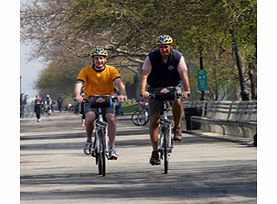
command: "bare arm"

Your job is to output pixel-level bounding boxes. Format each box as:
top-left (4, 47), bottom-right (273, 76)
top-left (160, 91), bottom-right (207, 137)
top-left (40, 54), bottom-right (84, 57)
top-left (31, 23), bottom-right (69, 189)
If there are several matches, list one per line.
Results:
top-left (139, 70), bottom-right (150, 98)
top-left (114, 78), bottom-right (127, 102)
top-left (74, 81), bottom-right (84, 103)
top-left (179, 70), bottom-right (191, 98)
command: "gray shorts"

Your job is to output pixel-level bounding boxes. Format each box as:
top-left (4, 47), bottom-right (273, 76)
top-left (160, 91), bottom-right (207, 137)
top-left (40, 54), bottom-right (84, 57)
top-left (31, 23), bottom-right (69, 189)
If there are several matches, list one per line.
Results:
top-left (148, 99), bottom-right (165, 115)
top-left (148, 86), bottom-right (181, 116)
top-left (83, 101), bottom-right (115, 115)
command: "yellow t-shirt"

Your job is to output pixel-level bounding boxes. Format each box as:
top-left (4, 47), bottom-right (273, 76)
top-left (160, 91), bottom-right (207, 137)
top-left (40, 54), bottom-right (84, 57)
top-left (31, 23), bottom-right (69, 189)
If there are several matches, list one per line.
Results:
top-left (77, 65), bottom-right (121, 97)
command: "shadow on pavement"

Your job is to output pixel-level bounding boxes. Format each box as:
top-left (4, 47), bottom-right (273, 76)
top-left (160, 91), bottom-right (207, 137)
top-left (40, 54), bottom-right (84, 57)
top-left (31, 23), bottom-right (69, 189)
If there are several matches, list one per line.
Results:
top-left (20, 160), bottom-right (256, 202)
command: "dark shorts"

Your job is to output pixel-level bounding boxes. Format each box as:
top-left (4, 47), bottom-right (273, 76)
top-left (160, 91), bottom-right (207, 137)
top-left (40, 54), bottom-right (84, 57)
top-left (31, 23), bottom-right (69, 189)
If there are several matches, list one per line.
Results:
top-left (80, 102), bottom-right (86, 119)
top-left (83, 101), bottom-right (115, 115)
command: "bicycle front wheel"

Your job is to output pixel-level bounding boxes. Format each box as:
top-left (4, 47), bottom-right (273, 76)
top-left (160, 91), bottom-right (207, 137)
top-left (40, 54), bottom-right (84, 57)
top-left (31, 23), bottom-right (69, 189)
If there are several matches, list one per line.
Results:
top-left (131, 111), bottom-right (140, 126)
top-left (163, 128), bottom-right (169, 174)
top-left (97, 129), bottom-right (106, 177)
top-left (131, 110), bottom-right (149, 126)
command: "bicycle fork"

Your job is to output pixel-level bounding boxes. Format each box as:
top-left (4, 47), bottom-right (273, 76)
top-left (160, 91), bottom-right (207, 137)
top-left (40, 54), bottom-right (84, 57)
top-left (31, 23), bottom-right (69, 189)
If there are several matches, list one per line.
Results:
top-left (94, 122), bottom-right (109, 157)
top-left (158, 119), bottom-right (173, 159)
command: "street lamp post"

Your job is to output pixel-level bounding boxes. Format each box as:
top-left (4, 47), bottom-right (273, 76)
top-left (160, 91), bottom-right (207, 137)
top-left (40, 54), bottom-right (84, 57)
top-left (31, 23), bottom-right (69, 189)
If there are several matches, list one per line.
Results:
top-left (199, 49), bottom-right (205, 100)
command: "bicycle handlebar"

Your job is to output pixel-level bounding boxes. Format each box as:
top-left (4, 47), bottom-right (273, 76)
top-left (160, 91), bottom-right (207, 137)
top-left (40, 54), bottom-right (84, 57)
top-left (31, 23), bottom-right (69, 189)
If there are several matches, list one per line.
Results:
top-left (140, 91), bottom-right (191, 100)
top-left (84, 95), bottom-right (119, 102)
top-left (140, 92), bottom-right (182, 99)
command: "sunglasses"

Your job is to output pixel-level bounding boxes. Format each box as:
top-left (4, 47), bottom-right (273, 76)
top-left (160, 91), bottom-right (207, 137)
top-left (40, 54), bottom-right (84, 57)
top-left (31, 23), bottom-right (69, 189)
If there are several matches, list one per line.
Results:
top-left (159, 45), bottom-right (170, 49)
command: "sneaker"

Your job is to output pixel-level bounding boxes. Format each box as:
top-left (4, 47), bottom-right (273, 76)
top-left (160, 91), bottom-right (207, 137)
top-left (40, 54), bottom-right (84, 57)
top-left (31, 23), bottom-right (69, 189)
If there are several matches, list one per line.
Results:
top-left (91, 148), bottom-right (96, 157)
top-left (149, 151), bottom-right (161, 165)
top-left (173, 133), bottom-right (182, 141)
top-left (173, 127), bottom-right (182, 141)
top-left (83, 140), bottom-right (92, 155)
top-left (108, 147), bottom-right (118, 160)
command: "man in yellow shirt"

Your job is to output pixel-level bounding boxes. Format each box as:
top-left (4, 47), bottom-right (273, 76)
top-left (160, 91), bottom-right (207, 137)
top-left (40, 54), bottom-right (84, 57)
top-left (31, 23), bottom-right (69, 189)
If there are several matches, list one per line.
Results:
top-left (75, 47), bottom-right (126, 160)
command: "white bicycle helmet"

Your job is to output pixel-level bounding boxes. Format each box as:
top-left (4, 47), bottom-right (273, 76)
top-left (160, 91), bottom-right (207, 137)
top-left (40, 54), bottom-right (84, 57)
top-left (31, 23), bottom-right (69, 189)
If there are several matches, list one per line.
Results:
top-left (156, 35), bottom-right (173, 45)
top-left (90, 47), bottom-right (108, 57)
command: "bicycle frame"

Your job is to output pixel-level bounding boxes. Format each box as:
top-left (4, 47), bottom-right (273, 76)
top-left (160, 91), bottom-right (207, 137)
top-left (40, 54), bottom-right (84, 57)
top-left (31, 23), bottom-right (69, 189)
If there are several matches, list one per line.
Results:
top-left (95, 107), bottom-right (108, 153)
top-left (159, 101), bottom-right (173, 154)
top-left (158, 100), bottom-right (173, 174)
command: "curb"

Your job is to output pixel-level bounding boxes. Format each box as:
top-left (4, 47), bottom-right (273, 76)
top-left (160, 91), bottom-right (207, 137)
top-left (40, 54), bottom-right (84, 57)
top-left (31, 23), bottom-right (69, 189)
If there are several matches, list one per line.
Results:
top-left (183, 129), bottom-right (255, 146)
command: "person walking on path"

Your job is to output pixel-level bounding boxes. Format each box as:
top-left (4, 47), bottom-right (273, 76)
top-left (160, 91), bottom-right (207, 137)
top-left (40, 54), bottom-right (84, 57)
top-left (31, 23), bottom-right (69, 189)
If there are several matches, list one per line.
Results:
top-left (34, 95), bottom-right (43, 122)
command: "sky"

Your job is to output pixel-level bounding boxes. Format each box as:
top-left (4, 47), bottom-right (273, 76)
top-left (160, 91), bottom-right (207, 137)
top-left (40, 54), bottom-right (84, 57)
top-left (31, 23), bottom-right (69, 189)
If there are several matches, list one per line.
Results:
top-left (1, 1), bottom-right (277, 204)
top-left (20, 43), bottom-right (45, 97)
top-left (20, 0), bottom-right (46, 97)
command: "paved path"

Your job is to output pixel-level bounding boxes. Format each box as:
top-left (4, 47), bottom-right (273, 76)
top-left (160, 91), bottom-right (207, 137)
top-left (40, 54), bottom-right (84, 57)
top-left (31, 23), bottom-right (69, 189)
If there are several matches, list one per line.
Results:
top-left (20, 112), bottom-right (257, 204)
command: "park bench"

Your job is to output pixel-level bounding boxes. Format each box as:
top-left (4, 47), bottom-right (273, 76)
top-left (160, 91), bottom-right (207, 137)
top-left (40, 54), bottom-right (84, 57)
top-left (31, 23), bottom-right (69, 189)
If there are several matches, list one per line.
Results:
top-left (189, 100), bottom-right (257, 138)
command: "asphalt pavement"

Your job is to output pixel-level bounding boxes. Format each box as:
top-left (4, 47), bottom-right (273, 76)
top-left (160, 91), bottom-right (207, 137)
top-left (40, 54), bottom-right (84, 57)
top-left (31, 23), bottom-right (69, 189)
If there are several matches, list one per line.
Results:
top-left (20, 112), bottom-right (257, 204)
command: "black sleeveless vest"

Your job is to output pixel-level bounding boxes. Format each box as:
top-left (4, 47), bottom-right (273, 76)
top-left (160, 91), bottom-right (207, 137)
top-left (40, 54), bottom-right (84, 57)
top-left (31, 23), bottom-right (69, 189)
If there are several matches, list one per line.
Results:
top-left (147, 49), bottom-right (182, 88)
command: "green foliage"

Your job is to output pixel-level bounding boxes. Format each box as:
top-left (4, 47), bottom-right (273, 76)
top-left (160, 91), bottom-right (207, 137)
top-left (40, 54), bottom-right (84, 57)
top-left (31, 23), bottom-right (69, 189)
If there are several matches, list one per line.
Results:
top-left (21, 0), bottom-right (257, 100)
top-left (36, 56), bottom-right (85, 98)
top-left (121, 98), bottom-right (138, 114)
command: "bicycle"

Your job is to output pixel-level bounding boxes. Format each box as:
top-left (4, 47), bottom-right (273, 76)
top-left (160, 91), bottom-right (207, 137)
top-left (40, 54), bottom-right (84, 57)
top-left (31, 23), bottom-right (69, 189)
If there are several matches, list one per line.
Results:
top-left (86, 94), bottom-right (117, 177)
top-left (150, 87), bottom-right (181, 174)
top-left (131, 100), bottom-right (149, 126)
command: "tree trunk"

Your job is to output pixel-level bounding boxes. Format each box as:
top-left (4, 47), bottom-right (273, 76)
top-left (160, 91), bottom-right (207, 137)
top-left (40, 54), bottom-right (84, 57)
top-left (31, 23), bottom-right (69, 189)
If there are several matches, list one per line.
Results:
top-left (248, 65), bottom-right (257, 100)
top-left (232, 41), bottom-right (249, 101)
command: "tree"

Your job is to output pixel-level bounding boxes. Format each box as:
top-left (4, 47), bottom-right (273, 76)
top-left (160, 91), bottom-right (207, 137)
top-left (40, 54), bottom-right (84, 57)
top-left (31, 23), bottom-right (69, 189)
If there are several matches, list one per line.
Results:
top-left (21, 0), bottom-right (257, 100)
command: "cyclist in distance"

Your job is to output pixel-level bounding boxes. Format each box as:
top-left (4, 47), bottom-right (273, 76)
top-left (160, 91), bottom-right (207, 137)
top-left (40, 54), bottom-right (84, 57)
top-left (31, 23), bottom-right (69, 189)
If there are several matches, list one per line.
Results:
top-left (45, 94), bottom-right (53, 115)
top-left (140, 35), bottom-right (191, 165)
top-left (74, 47), bottom-right (126, 160)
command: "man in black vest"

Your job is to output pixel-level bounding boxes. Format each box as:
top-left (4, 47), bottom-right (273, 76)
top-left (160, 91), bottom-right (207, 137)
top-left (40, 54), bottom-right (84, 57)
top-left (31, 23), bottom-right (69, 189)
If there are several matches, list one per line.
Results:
top-left (140, 35), bottom-right (191, 165)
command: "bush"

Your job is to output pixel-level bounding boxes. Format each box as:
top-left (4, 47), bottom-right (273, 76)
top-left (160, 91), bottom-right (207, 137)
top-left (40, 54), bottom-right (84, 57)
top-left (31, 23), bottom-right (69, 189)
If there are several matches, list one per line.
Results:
top-left (121, 99), bottom-right (138, 114)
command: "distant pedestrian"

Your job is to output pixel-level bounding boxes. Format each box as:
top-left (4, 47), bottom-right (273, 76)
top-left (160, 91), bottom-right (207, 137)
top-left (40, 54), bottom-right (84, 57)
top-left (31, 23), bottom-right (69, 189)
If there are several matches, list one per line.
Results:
top-left (34, 95), bottom-right (42, 122)
top-left (80, 93), bottom-right (86, 128)
top-left (114, 90), bottom-right (124, 116)
top-left (57, 97), bottom-right (63, 112)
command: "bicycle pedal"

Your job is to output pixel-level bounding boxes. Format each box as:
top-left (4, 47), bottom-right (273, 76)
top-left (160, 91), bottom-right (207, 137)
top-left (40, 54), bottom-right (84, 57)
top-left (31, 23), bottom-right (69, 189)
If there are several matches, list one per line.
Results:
top-left (108, 156), bottom-right (118, 160)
